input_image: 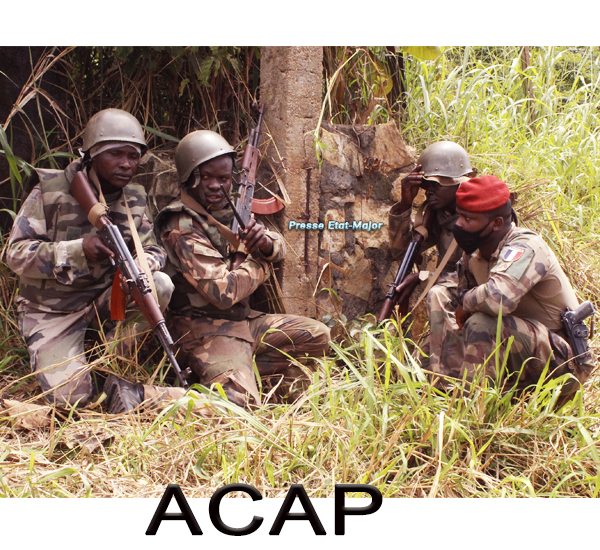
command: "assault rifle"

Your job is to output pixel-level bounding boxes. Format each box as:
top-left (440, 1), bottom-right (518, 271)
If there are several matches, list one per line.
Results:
top-left (377, 205), bottom-right (435, 324)
top-left (70, 170), bottom-right (191, 389)
top-left (561, 300), bottom-right (595, 365)
top-left (229, 103), bottom-right (265, 268)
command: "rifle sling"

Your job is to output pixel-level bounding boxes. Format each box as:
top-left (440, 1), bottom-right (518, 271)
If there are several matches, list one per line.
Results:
top-left (123, 193), bottom-right (158, 301)
top-left (411, 238), bottom-right (458, 311)
top-left (88, 167), bottom-right (157, 302)
top-left (180, 190), bottom-right (243, 251)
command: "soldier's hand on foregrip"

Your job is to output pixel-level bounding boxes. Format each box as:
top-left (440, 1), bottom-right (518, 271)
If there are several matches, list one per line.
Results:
top-left (395, 272), bottom-right (421, 304)
top-left (118, 272), bottom-right (131, 296)
top-left (83, 235), bottom-right (114, 262)
top-left (399, 165), bottom-right (424, 211)
top-left (242, 217), bottom-right (274, 257)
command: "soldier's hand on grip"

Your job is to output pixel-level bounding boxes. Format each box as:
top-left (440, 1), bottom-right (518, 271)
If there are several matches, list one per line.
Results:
top-left (83, 235), bottom-right (115, 262)
top-left (395, 272), bottom-right (421, 305)
top-left (242, 216), bottom-right (273, 257)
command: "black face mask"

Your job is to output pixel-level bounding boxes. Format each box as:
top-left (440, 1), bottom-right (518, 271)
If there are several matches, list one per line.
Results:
top-left (451, 221), bottom-right (493, 255)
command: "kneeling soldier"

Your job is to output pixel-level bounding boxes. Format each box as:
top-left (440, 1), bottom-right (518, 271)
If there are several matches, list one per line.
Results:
top-left (6, 108), bottom-right (185, 413)
top-left (155, 130), bottom-right (330, 408)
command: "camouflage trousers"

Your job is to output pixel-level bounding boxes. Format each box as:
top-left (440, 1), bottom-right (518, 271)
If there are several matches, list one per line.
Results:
top-left (18, 272), bottom-right (175, 407)
top-left (169, 313), bottom-right (331, 406)
top-left (423, 284), bottom-right (592, 403)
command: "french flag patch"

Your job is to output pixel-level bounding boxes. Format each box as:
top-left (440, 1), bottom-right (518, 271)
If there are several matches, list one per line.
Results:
top-left (502, 247), bottom-right (524, 262)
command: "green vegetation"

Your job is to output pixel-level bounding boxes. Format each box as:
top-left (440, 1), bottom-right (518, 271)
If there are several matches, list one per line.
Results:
top-left (1, 47), bottom-right (599, 498)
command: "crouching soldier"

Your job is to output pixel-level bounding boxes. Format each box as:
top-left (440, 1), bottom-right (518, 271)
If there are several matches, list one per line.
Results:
top-left (387, 141), bottom-right (475, 370)
top-left (154, 130), bottom-right (330, 408)
top-left (428, 175), bottom-right (593, 407)
top-left (6, 108), bottom-right (185, 413)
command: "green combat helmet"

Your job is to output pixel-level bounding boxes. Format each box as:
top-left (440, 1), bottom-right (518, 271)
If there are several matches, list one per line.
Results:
top-left (418, 141), bottom-right (473, 180)
top-left (81, 108), bottom-right (147, 153)
top-left (175, 130), bottom-right (235, 184)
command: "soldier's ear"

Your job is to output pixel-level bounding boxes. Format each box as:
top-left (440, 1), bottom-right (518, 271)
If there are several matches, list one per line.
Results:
top-left (491, 216), bottom-right (505, 231)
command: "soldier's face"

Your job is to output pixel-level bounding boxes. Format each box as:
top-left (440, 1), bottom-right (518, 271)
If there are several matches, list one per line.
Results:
top-left (191, 155), bottom-right (233, 210)
top-left (455, 207), bottom-right (493, 234)
top-left (422, 180), bottom-right (458, 212)
top-left (93, 145), bottom-right (141, 192)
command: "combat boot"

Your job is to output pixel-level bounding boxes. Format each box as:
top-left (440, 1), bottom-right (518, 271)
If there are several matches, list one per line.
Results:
top-left (103, 374), bottom-right (144, 414)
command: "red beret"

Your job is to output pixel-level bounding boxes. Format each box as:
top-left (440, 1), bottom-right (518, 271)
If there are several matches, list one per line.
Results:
top-left (456, 175), bottom-right (510, 212)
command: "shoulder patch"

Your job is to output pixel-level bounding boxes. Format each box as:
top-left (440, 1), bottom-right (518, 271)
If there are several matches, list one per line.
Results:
top-left (494, 246), bottom-right (534, 280)
top-left (502, 246), bottom-right (525, 262)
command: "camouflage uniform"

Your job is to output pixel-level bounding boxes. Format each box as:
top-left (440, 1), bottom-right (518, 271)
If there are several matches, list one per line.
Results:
top-left (389, 202), bottom-right (462, 270)
top-left (6, 160), bottom-right (175, 406)
top-left (427, 224), bottom-right (593, 402)
top-left (155, 200), bottom-right (330, 405)
top-left (389, 201), bottom-right (462, 361)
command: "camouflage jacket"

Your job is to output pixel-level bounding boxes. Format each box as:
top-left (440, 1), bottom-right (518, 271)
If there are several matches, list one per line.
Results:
top-left (459, 224), bottom-right (579, 332)
top-left (6, 160), bottom-right (166, 313)
top-left (155, 199), bottom-right (285, 323)
top-left (388, 201), bottom-right (463, 273)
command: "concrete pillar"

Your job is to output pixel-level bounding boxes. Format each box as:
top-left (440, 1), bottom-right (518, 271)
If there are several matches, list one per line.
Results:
top-left (260, 47), bottom-right (323, 317)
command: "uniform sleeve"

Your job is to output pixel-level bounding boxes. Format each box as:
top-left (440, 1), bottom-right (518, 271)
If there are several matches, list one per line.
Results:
top-left (389, 202), bottom-right (436, 261)
top-left (164, 226), bottom-right (270, 310)
top-left (462, 244), bottom-right (542, 316)
top-left (388, 204), bottom-right (412, 261)
top-left (137, 213), bottom-right (167, 273)
top-left (5, 186), bottom-right (90, 283)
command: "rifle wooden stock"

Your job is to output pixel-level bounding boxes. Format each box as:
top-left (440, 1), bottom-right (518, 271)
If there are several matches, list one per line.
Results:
top-left (70, 170), bottom-right (191, 388)
top-left (377, 206), bottom-right (435, 324)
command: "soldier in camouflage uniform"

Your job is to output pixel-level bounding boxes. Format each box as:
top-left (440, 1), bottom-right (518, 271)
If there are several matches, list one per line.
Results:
top-left (155, 130), bottom-right (330, 408)
top-left (388, 142), bottom-right (475, 371)
top-left (6, 108), bottom-right (182, 413)
top-left (427, 175), bottom-right (593, 405)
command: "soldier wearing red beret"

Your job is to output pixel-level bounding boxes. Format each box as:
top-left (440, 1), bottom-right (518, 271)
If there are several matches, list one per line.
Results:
top-left (424, 175), bottom-right (592, 406)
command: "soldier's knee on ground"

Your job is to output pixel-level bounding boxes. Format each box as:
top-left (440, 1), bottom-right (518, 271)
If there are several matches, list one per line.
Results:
top-left (153, 271), bottom-right (174, 312)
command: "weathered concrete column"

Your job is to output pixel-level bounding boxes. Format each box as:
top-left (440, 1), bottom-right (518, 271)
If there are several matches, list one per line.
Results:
top-left (260, 47), bottom-right (323, 317)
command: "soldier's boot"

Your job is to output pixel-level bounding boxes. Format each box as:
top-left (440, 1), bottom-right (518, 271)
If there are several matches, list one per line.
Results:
top-left (221, 380), bottom-right (249, 408)
top-left (209, 371), bottom-right (259, 410)
top-left (103, 374), bottom-right (144, 414)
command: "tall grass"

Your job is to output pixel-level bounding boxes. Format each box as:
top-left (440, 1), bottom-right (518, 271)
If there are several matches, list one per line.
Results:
top-left (1, 322), bottom-right (599, 498)
top-left (399, 46), bottom-right (600, 301)
top-left (1, 47), bottom-right (599, 498)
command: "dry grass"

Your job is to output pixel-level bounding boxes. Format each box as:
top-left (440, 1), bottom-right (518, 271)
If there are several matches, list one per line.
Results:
top-left (1, 349), bottom-right (599, 498)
